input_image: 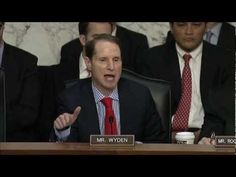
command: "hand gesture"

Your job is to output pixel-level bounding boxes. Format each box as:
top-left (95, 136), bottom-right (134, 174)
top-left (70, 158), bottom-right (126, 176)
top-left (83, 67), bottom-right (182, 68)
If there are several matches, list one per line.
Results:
top-left (54, 106), bottom-right (81, 130)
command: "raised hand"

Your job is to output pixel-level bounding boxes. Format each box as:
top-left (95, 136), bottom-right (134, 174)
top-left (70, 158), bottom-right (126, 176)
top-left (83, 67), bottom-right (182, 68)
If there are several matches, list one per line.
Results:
top-left (54, 106), bottom-right (81, 130)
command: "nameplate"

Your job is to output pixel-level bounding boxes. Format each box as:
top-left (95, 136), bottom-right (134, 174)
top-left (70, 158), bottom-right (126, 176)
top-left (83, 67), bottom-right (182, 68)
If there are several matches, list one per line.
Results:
top-left (215, 136), bottom-right (236, 148)
top-left (90, 135), bottom-right (135, 147)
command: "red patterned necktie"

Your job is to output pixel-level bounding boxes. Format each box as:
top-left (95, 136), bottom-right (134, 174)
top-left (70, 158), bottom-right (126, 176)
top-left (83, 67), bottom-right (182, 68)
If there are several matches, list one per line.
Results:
top-left (172, 54), bottom-right (192, 131)
top-left (101, 97), bottom-right (118, 135)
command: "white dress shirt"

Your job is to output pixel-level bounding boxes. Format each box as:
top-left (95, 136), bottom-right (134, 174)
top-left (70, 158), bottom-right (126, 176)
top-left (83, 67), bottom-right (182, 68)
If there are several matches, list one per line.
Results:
top-left (79, 53), bottom-right (91, 79)
top-left (204, 23), bottom-right (222, 45)
top-left (172, 43), bottom-right (205, 129)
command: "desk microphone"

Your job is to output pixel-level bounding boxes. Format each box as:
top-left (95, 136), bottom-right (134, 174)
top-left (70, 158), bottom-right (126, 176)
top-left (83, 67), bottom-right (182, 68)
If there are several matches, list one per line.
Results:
top-left (109, 116), bottom-right (114, 134)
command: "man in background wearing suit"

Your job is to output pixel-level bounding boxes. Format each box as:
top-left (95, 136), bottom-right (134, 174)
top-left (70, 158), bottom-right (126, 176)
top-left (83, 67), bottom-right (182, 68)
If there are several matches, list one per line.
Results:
top-left (59, 22), bottom-right (149, 84)
top-left (138, 22), bottom-right (234, 144)
top-left (204, 22), bottom-right (235, 52)
top-left (52, 34), bottom-right (164, 143)
top-left (58, 22), bottom-right (113, 83)
top-left (166, 22), bottom-right (235, 52)
top-left (111, 23), bottom-right (149, 72)
top-left (0, 22), bottom-right (40, 142)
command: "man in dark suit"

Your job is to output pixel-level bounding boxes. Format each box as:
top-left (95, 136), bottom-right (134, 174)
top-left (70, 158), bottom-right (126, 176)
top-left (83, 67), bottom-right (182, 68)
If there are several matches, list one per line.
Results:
top-left (204, 22), bottom-right (235, 52)
top-left (138, 22), bottom-right (234, 144)
top-left (0, 22), bottom-right (40, 142)
top-left (58, 22), bottom-right (113, 83)
top-left (112, 23), bottom-right (149, 72)
top-left (53, 34), bottom-right (164, 143)
top-left (166, 22), bottom-right (235, 52)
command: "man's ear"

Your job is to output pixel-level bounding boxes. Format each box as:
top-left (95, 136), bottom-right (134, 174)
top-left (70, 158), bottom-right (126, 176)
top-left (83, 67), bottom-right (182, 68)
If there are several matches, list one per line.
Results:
top-left (84, 56), bottom-right (92, 71)
top-left (79, 34), bottom-right (86, 46)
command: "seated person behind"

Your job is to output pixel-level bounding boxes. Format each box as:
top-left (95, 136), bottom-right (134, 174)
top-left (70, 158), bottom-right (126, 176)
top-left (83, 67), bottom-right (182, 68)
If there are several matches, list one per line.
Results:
top-left (58, 22), bottom-right (113, 83)
top-left (0, 22), bottom-right (40, 142)
top-left (138, 22), bottom-right (234, 144)
top-left (165, 22), bottom-right (235, 52)
top-left (52, 34), bottom-right (165, 143)
top-left (203, 22), bottom-right (235, 52)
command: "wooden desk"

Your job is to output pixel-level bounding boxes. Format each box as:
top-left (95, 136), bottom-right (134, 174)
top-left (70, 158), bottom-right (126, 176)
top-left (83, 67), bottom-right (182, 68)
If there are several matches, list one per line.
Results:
top-left (0, 143), bottom-right (235, 155)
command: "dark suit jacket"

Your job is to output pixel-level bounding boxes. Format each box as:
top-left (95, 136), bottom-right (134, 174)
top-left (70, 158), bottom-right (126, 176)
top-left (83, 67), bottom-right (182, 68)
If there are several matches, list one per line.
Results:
top-left (116, 25), bottom-right (149, 72)
top-left (217, 22), bottom-right (236, 52)
top-left (138, 41), bottom-right (234, 138)
top-left (203, 85), bottom-right (235, 136)
top-left (59, 38), bottom-right (82, 83)
top-left (1, 43), bottom-right (40, 142)
top-left (165, 23), bottom-right (236, 52)
top-left (56, 78), bottom-right (165, 143)
top-left (36, 64), bottom-right (64, 141)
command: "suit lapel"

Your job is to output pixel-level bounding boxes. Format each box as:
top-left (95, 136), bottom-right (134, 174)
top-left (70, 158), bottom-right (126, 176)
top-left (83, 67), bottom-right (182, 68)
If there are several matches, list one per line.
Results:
top-left (1, 43), bottom-right (19, 103)
top-left (2, 43), bottom-right (14, 69)
top-left (79, 81), bottom-right (100, 135)
top-left (117, 80), bottom-right (135, 134)
top-left (115, 26), bottom-right (124, 41)
top-left (217, 23), bottom-right (235, 51)
top-left (165, 43), bottom-right (182, 103)
top-left (200, 43), bottom-right (212, 103)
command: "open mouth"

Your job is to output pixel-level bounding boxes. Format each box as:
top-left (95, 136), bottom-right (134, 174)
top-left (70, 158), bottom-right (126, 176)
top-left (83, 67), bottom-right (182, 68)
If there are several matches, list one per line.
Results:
top-left (104, 74), bottom-right (115, 81)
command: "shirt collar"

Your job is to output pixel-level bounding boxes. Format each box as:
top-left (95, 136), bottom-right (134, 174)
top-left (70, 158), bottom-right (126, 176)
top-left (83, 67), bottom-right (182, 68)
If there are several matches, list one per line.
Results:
top-left (79, 52), bottom-right (87, 71)
top-left (112, 25), bottom-right (117, 36)
top-left (207, 23), bottom-right (222, 38)
top-left (92, 82), bottom-right (119, 104)
top-left (176, 42), bottom-right (203, 60)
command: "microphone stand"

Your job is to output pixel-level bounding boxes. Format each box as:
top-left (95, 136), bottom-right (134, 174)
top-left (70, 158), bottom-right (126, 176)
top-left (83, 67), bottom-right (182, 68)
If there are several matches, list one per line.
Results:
top-left (0, 67), bottom-right (6, 142)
